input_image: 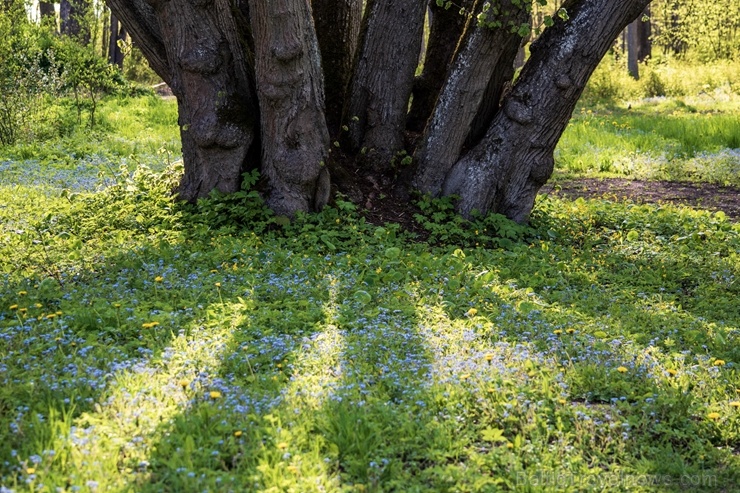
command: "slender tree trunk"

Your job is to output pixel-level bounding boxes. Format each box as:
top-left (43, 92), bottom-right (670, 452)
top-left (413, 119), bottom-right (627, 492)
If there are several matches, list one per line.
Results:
top-left (343, 0), bottom-right (427, 168)
top-left (108, 12), bottom-right (123, 67)
top-left (440, 0), bottom-right (652, 223)
top-left (249, 0), bottom-right (331, 215)
top-left (636, 6), bottom-right (651, 61)
top-left (413, 0), bottom-right (526, 196)
top-left (39, 0), bottom-right (56, 30)
top-left (406, 0), bottom-right (474, 132)
top-left (311, 0), bottom-right (362, 135)
top-left (60, 0), bottom-right (90, 44)
top-left (627, 20), bottom-right (639, 79)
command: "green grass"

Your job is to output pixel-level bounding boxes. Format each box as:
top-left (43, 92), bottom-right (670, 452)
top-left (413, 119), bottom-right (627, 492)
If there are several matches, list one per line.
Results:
top-left (1, 159), bottom-right (740, 491)
top-left (556, 59), bottom-right (740, 185)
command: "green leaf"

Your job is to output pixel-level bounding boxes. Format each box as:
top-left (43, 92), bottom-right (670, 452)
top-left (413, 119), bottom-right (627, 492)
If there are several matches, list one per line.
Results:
top-left (481, 427), bottom-right (507, 443)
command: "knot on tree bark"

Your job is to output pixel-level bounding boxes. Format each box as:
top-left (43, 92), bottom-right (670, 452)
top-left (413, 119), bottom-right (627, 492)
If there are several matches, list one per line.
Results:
top-left (555, 74), bottom-right (572, 89)
top-left (504, 100), bottom-right (533, 125)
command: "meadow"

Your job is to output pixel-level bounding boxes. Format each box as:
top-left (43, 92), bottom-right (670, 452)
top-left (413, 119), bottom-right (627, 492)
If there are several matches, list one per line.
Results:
top-left (1, 61), bottom-right (739, 492)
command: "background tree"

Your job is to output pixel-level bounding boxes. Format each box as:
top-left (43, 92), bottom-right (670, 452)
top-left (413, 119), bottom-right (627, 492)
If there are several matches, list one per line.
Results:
top-left (107, 0), bottom-right (651, 223)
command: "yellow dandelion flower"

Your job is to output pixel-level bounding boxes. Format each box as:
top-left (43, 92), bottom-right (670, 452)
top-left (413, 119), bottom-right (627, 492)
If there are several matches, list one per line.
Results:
top-left (617, 366), bottom-right (628, 373)
top-left (154, 276), bottom-right (164, 282)
top-left (19, 308), bottom-right (27, 314)
top-left (465, 308), bottom-right (478, 317)
top-left (558, 398), bottom-right (567, 404)
top-left (18, 291), bottom-right (27, 296)
top-left (56, 311), bottom-right (62, 315)
top-left (484, 353), bottom-right (494, 362)
top-left (46, 313), bottom-right (56, 319)
top-left (9, 305), bottom-right (18, 310)
top-left (209, 391), bottom-right (222, 399)
top-left (178, 379), bottom-right (189, 389)
top-left (460, 374), bottom-right (470, 381)
top-left (35, 303), bottom-right (43, 308)
top-left (553, 329), bottom-right (563, 335)
top-left (113, 303), bottom-right (121, 308)
top-left (714, 359), bottom-right (726, 366)
top-left (210, 269), bottom-right (218, 273)
top-left (506, 442), bottom-right (514, 449)
top-left (277, 442), bottom-right (289, 450)
top-left (234, 430), bottom-right (243, 437)
top-left (26, 467), bottom-right (35, 475)
top-left (729, 402), bottom-right (740, 408)
top-left (215, 282), bottom-right (221, 288)
top-left (666, 369), bottom-right (678, 377)
top-left (707, 412), bottom-right (721, 420)
top-left (566, 328), bottom-right (575, 334)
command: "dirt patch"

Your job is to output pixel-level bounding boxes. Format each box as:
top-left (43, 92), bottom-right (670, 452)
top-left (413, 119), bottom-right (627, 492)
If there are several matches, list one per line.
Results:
top-left (541, 178), bottom-right (740, 221)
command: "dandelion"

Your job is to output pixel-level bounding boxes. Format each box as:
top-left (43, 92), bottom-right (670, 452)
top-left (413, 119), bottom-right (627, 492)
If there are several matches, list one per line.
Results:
top-left (142, 322), bottom-right (160, 329)
top-left (215, 282), bottom-right (221, 288)
top-left (566, 328), bottom-right (575, 334)
top-left (553, 329), bottom-right (563, 335)
top-left (19, 308), bottom-right (27, 314)
top-left (154, 276), bottom-right (164, 282)
top-left (465, 308), bottom-right (477, 317)
top-left (558, 398), bottom-right (567, 404)
top-left (178, 379), bottom-right (189, 389)
top-left (484, 353), bottom-right (493, 362)
top-left (714, 359), bottom-right (726, 367)
top-left (113, 303), bottom-right (121, 308)
top-left (26, 467), bottom-right (35, 474)
top-left (209, 391), bottom-right (222, 399)
top-left (18, 291), bottom-right (27, 296)
top-left (617, 366), bottom-right (628, 373)
top-left (46, 313), bottom-right (56, 319)
top-left (707, 412), bottom-right (721, 420)
top-left (730, 402), bottom-right (740, 408)
top-left (35, 303), bottom-right (42, 308)
top-left (277, 442), bottom-right (289, 450)
top-left (234, 430), bottom-right (243, 437)
top-left (9, 305), bottom-right (18, 310)
top-left (666, 369), bottom-right (677, 377)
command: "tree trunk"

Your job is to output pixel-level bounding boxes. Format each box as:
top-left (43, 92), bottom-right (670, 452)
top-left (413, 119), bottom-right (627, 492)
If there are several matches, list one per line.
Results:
top-left (311, 0), bottom-right (362, 135)
top-left (249, 0), bottom-right (331, 216)
top-left (39, 0), bottom-right (56, 30)
top-left (439, 0), bottom-right (652, 223)
top-left (413, 0), bottom-right (526, 196)
top-left (60, 0), bottom-right (90, 44)
top-left (627, 19), bottom-right (639, 79)
top-left (636, 6), bottom-right (651, 61)
top-left (108, 12), bottom-right (125, 68)
top-left (343, 0), bottom-right (427, 168)
top-left (406, 0), bottom-right (473, 132)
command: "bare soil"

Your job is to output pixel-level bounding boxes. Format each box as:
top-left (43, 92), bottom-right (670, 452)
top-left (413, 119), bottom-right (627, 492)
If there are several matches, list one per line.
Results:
top-left (540, 179), bottom-right (740, 221)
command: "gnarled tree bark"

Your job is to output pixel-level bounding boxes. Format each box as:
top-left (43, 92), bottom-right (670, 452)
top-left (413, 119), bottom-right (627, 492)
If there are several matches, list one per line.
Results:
top-left (440, 0), bottom-right (652, 222)
top-left (406, 0), bottom-right (474, 132)
top-left (249, 0), bottom-right (331, 215)
top-left (413, 0), bottom-right (527, 196)
top-left (311, 0), bottom-right (362, 135)
top-left (343, 0), bottom-right (427, 168)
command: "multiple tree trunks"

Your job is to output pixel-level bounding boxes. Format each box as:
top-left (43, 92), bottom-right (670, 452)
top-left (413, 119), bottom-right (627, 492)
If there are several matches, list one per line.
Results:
top-left (443, 0), bottom-right (652, 223)
top-left (311, 0), bottom-right (362, 135)
top-left (108, 0), bottom-right (651, 223)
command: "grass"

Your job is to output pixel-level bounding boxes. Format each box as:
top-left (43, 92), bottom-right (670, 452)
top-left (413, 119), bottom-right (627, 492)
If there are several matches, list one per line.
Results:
top-left (556, 58), bottom-right (740, 185)
top-left (1, 61), bottom-right (740, 492)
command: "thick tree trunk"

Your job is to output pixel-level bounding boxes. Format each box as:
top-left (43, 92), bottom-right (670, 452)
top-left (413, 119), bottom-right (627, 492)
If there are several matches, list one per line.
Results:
top-left (311, 0), bottom-right (362, 135)
top-left (413, 0), bottom-right (526, 196)
top-left (406, 0), bottom-right (473, 132)
top-left (440, 0), bottom-right (652, 223)
top-left (109, 0), bottom-right (259, 201)
top-left (343, 0), bottom-right (427, 168)
top-left (249, 0), bottom-right (331, 216)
